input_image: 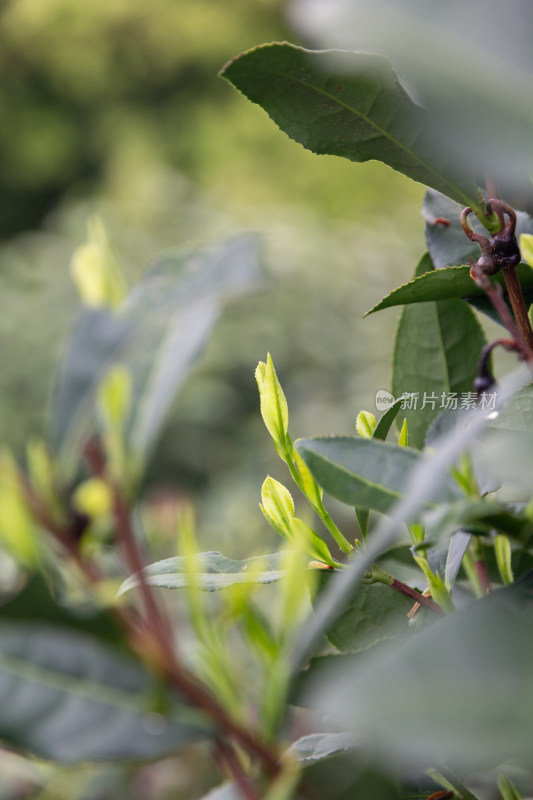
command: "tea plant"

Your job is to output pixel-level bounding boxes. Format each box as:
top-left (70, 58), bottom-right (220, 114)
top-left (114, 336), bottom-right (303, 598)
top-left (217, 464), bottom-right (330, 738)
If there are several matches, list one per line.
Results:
top-left (2, 32), bottom-right (533, 800)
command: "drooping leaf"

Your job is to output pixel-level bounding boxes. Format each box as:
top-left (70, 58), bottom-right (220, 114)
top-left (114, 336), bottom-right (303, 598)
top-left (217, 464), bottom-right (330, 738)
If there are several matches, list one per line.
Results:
top-left (315, 572), bottom-right (412, 654)
top-left (285, 732), bottom-right (357, 764)
top-left (312, 572), bottom-right (533, 769)
top-left (53, 235), bottom-right (260, 472)
top-left (0, 623), bottom-right (213, 763)
top-left (295, 436), bottom-right (458, 515)
top-left (118, 552), bottom-right (286, 596)
top-left (391, 253), bottom-right (486, 449)
top-left (220, 44), bottom-right (483, 213)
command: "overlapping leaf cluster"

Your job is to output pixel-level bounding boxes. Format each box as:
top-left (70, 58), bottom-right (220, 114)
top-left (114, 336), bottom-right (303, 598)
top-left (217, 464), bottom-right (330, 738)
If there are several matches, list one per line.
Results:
top-left (3, 33), bottom-right (533, 800)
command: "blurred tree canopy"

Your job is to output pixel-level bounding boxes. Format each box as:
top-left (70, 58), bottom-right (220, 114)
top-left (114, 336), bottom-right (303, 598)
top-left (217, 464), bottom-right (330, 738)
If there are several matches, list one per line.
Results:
top-left (0, 0), bottom-right (289, 237)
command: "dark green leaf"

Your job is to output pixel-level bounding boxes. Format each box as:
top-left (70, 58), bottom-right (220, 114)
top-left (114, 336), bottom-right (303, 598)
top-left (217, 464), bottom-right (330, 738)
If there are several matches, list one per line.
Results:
top-left (0, 576), bottom-right (123, 645)
top-left (391, 253), bottom-right (486, 449)
top-left (316, 572), bottom-right (412, 654)
top-left (373, 397), bottom-right (404, 441)
top-left (312, 572), bottom-right (533, 769)
top-left (286, 732), bottom-right (357, 763)
top-left (292, 367), bottom-right (531, 670)
top-left (355, 507), bottom-right (370, 539)
top-left (353, 402), bottom-right (406, 537)
top-left (0, 623), bottom-right (213, 763)
top-left (52, 235), bottom-right (260, 471)
top-left (295, 436), bottom-right (458, 515)
top-left (118, 552), bottom-right (285, 596)
top-left (366, 262), bottom-right (533, 316)
top-left (220, 44), bottom-right (483, 212)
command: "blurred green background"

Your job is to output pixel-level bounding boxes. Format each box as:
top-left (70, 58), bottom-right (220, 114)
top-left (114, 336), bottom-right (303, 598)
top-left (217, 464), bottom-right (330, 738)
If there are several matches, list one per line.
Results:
top-left (0, 1), bottom-right (424, 796)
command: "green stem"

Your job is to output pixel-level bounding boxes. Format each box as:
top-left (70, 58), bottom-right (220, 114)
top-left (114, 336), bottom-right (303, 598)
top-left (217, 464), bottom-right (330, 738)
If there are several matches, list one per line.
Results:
top-left (286, 458), bottom-right (353, 556)
top-left (428, 766), bottom-right (481, 800)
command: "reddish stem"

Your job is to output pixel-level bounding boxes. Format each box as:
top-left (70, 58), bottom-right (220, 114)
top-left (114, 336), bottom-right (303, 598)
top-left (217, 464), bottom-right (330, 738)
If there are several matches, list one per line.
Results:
top-left (215, 740), bottom-right (261, 800)
top-left (390, 579), bottom-right (445, 616)
top-left (501, 265), bottom-right (533, 356)
top-left (474, 559), bottom-right (491, 595)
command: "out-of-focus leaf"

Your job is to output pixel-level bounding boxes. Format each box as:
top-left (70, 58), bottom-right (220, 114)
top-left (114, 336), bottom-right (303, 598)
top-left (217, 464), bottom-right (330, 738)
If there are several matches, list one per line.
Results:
top-left (497, 773), bottom-right (523, 800)
top-left (70, 217), bottom-right (126, 310)
top-left (285, 732), bottom-right (357, 763)
top-left (312, 572), bottom-right (533, 769)
top-left (425, 531), bottom-right (471, 589)
top-left (355, 411), bottom-right (375, 439)
top-left (295, 436), bottom-right (458, 515)
top-left (200, 785), bottom-right (239, 800)
top-left (315, 572), bottom-right (412, 653)
top-left (51, 309), bottom-right (131, 460)
top-left (221, 44), bottom-right (483, 213)
top-left (0, 623), bottom-right (213, 763)
top-left (52, 235), bottom-right (260, 471)
top-left (0, 450), bottom-right (39, 567)
top-left (391, 253), bottom-right (486, 449)
top-left (491, 386), bottom-right (533, 432)
top-left (355, 507), bottom-right (369, 539)
top-left (0, 576), bottom-right (122, 645)
top-left (118, 552), bottom-right (285, 596)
